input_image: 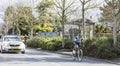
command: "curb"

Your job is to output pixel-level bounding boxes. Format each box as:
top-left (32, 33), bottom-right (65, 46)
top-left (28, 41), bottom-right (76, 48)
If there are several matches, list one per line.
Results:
top-left (84, 56), bottom-right (120, 65)
top-left (55, 50), bottom-right (120, 65)
top-left (103, 60), bottom-right (120, 65)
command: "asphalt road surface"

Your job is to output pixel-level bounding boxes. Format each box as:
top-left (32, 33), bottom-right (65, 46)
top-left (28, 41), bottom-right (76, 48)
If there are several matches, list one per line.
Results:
top-left (0, 48), bottom-right (119, 66)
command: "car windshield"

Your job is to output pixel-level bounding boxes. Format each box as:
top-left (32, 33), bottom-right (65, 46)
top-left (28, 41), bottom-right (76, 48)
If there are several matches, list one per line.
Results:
top-left (4, 37), bottom-right (21, 41)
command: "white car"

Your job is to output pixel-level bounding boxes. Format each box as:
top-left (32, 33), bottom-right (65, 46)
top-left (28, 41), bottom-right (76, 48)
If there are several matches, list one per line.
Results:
top-left (0, 35), bottom-right (26, 54)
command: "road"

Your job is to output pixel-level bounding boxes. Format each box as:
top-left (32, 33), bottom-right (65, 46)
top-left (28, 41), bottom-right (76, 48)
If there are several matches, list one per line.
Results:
top-left (0, 48), bottom-right (119, 66)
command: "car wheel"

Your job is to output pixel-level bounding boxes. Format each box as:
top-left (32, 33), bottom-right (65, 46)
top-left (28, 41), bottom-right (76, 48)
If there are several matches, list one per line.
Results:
top-left (21, 51), bottom-right (25, 54)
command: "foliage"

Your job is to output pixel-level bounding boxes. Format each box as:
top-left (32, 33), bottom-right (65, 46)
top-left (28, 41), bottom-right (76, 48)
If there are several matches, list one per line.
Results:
top-left (99, 1), bottom-right (120, 31)
top-left (26, 36), bottom-right (73, 51)
top-left (84, 36), bottom-right (120, 59)
top-left (35, 0), bottom-right (56, 33)
top-left (4, 6), bottom-right (15, 34)
top-left (37, 0), bottom-right (55, 23)
top-left (64, 39), bottom-right (74, 49)
top-left (34, 22), bottom-right (53, 32)
top-left (99, 5), bottom-right (113, 22)
top-left (95, 25), bottom-right (111, 34)
top-left (4, 5), bottom-right (37, 35)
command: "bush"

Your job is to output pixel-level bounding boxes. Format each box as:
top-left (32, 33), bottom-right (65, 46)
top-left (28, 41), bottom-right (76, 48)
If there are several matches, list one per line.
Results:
top-left (84, 36), bottom-right (120, 59)
top-left (83, 38), bottom-right (96, 56)
top-left (26, 37), bottom-right (41, 48)
top-left (64, 39), bottom-right (73, 49)
top-left (26, 36), bottom-right (73, 51)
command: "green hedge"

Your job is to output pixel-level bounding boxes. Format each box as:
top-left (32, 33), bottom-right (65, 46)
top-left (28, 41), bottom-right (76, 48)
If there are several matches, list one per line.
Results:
top-left (26, 36), bottom-right (73, 51)
top-left (84, 36), bottom-right (120, 59)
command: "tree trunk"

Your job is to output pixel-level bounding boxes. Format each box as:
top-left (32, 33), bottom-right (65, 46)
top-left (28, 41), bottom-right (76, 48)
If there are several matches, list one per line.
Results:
top-left (30, 27), bottom-right (34, 38)
top-left (112, 0), bottom-right (117, 44)
top-left (61, 0), bottom-right (65, 48)
top-left (82, 2), bottom-right (86, 38)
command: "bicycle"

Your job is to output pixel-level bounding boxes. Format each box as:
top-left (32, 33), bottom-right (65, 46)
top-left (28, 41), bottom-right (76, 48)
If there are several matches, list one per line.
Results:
top-left (72, 43), bottom-right (84, 62)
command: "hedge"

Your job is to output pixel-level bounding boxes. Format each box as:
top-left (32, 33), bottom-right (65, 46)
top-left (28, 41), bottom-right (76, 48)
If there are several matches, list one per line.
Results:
top-left (26, 36), bottom-right (120, 59)
top-left (84, 36), bottom-right (120, 59)
top-left (26, 36), bottom-right (73, 51)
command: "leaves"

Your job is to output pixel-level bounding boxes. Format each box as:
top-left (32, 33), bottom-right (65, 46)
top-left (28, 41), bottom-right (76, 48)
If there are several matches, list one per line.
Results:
top-left (4, 6), bottom-right (15, 33)
top-left (95, 25), bottom-right (111, 34)
top-left (34, 22), bottom-right (53, 32)
top-left (4, 5), bottom-right (37, 35)
top-left (37, 0), bottom-right (55, 22)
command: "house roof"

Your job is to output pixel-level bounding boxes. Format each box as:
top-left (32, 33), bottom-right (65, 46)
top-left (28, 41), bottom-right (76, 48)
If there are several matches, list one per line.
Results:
top-left (66, 18), bottom-right (95, 26)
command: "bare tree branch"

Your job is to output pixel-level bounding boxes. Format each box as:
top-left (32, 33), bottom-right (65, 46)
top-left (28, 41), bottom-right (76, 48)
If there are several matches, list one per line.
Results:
top-left (66, 6), bottom-right (80, 15)
top-left (79, 0), bottom-right (83, 3)
top-left (54, 0), bottom-right (63, 10)
top-left (105, 0), bottom-right (120, 16)
top-left (64, 0), bottom-right (75, 11)
top-left (84, 0), bottom-right (91, 4)
top-left (55, 9), bottom-right (61, 16)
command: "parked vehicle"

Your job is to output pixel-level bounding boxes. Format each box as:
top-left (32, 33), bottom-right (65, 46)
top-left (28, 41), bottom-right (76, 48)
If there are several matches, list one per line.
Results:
top-left (0, 35), bottom-right (26, 54)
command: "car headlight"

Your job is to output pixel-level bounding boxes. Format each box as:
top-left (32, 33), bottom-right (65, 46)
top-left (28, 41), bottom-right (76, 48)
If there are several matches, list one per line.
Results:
top-left (3, 43), bottom-right (9, 47)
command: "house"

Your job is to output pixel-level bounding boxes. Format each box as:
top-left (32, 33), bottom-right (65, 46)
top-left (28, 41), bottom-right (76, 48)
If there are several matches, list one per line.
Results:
top-left (65, 18), bottom-right (95, 39)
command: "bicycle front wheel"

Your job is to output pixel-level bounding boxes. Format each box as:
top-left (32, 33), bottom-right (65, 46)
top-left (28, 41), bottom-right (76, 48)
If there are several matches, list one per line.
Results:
top-left (78, 49), bottom-right (83, 62)
top-left (72, 49), bottom-right (76, 61)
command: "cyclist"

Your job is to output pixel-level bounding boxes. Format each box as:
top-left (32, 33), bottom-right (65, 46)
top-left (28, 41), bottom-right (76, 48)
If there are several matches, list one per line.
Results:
top-left (73, 34), bottom-right (83, 49)
top-left (72, 34), bottom-right (83, 61)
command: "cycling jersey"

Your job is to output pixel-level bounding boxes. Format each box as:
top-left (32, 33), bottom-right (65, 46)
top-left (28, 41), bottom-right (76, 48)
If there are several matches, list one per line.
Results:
top-left (74, 35), bottom-right (82, 47)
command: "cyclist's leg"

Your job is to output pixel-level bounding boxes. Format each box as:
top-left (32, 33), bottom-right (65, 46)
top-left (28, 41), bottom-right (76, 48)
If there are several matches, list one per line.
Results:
top-left (73, 44), bottom-right (78, 56)
top-left (72, 42), bottom-right (78, 60)
top-left (72, 48), bottom-right (77, 60)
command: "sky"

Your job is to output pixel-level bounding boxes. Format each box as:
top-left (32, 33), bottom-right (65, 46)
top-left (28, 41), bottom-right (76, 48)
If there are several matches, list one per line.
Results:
top-left (0, 0), bottom-right (105, 23)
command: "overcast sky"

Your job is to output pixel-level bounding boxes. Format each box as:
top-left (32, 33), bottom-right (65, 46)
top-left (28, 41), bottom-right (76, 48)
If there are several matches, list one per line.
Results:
top-left (0, 0), bottom-right (105, 23)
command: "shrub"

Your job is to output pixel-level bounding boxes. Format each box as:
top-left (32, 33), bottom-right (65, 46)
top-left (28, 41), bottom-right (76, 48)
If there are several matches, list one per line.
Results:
top-left (96, 44), bottom-right (120, 59)
top-left (83, 38), bottom-right (96, 56)
top-left (26, 37), bottom-right (41, 48)
top-left (64, 39), bottom-right (73, 49)
top-left (84, 36), bottom-right (120, 59)
top-left (26, 36), bottom-right (73, 51)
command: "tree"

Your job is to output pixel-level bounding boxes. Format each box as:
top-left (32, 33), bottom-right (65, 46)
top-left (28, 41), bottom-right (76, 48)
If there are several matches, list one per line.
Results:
top-left (16, 5), bottom-right (37, 35)
top-left (4, 5), bottom-right (37, 35)
top-left (99, 5), bottom-right (113, 22)
top-left (99, 1), bottom-right (120, 31)
top-left (36, 0), bottom-right (55, 33)
top-left (4, 6), bottom-right (15, 34)
top-left (37, 0), bottom-right (55, 23)
top-left (78, 0), bottom-right (101, 38)
top-left (54, 0), bottom-right (76, 48)
top-left (104, 0), bottom-right (120, 44)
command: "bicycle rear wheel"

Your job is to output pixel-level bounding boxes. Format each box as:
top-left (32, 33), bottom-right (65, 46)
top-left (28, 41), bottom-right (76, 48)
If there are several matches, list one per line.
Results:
top-left (78, 49), bottom-right (83, 62)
